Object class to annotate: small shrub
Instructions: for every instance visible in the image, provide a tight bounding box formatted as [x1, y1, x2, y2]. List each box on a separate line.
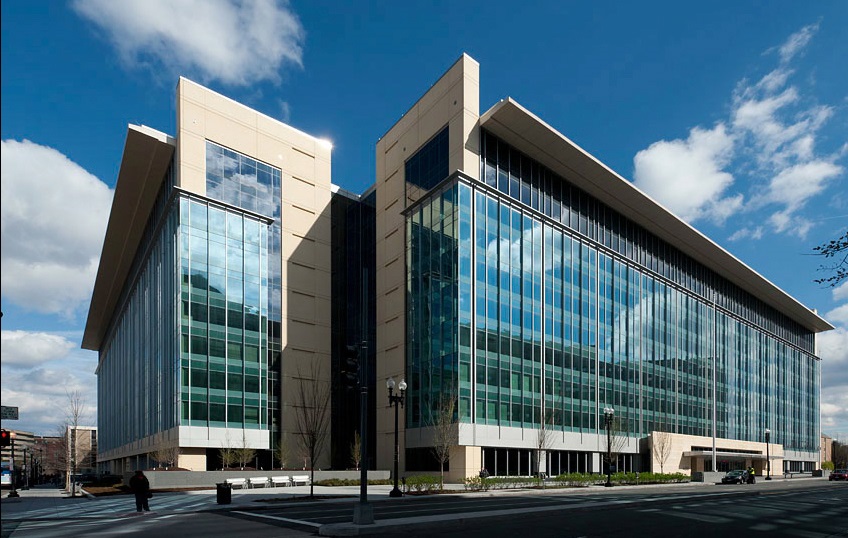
[463, 476, 491, 491]
[551, 472, 599, 487]
[405, 475, 442, 493]
[822, 461, 835, 471]
[314, 478, 392, 487]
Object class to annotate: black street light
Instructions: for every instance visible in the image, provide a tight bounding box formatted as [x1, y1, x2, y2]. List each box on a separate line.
[765, 428, 772, 481]
[603, 407, 615, 488]
[387, 377, 407, 498]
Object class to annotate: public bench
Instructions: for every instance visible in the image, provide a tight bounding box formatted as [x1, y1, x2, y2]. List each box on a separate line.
[225, 477, 247, 489]
[248, 477, 269, 488]
[271, 476, 291, 487]
[291, 475, 311, 486]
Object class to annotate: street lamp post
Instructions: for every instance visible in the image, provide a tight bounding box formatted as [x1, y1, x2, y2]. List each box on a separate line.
[603, 407, 615, 488]
[765, 429, 772, 481]
[8, 432, 19, 498]
[387, 377, 407, 498]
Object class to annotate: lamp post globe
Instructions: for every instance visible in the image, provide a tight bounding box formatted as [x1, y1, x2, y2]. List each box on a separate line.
[387, 377, 406, 497]
[603, 407, 615, 487]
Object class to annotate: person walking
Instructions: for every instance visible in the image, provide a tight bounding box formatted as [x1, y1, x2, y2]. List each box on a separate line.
[747, 466, 756, 485]
[129, 470, 151, 512]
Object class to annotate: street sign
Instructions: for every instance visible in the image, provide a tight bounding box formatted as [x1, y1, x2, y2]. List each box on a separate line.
[1, 406, 19, 420]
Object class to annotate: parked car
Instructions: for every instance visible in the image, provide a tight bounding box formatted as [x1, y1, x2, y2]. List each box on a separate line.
[722, 469, 747, 484]
[829, 469, 848, 481]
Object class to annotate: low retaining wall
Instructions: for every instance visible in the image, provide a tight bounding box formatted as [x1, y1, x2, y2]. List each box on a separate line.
[123, 470, 390, 489]
[691, 471, 724, 483]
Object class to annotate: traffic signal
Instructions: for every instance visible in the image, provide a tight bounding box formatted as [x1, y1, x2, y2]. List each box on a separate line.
[342, 344, 360, 388]
[0, 429, 9, 447]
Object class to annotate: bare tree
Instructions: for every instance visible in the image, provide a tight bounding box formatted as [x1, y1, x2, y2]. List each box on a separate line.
[602, 415, 629, 477]
[236, 431, 256, 470]
[273, 437, 290, 470]
[151, 444, 181, 470]
[350, 431, 362, 471]
[293, 362, 331, 498]
[651, 431, 673, 474]
[58, 390, 87, 497]
[431, 387, 457, 489]
[536, 409, 556, 485]
[219, 433, 236, 470]
[813, 231, 848, 287]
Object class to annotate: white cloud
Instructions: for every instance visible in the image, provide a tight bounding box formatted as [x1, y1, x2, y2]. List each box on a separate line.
[777, 22, 819, 64]
[826, 304, 848, 327]
[633, 124, 741, 223]
[73, 0, 305, 87]
[1, 139, 112, 318]
[0, 366, 97, 435]
[632, 22, 844, 240]
[833, 281, 848, 302]
[0, 331, 76, 369]
[728, 226, 764, 242]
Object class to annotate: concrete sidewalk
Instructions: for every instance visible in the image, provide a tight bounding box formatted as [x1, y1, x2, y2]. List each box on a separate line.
[1, 485, 90, 516]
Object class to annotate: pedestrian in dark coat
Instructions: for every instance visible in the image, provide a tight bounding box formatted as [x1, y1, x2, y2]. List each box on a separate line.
[747, 466, 756, 484]
[129, 470, 151, 512]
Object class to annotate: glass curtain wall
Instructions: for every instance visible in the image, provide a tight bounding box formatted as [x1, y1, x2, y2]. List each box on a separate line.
[474, 130, 820, 453]
[406, 132, 820, 456]
[98, 175, 180, 455]
[178, 198, 269, 430]
[406, 183, 461, 427]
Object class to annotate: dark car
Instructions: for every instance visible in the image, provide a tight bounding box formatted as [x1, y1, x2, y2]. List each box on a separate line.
[722, 469, 747, 484]
[829, 469, 848, 481]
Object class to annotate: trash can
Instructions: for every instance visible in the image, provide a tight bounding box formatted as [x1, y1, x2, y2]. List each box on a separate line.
[216, 482, 231, 504]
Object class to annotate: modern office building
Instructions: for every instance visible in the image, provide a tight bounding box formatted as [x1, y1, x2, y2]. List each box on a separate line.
[85, 54, 832, 479]
[374, 54, 832, 480]
[84, 78, 337, 473]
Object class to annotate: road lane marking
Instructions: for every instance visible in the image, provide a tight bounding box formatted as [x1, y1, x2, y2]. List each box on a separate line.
[231, 510, 322, 528]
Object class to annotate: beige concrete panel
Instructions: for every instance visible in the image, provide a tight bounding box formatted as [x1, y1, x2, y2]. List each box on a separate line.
[287, 262, 318, 294]
[282, 233, 315, 266]
[313, 238, 332, 272]
[383, 286, 403, 319]
[177, 448, 207, 472]
[205, 90, 258, 128]
[180, 164, 207, 195]
[179, 131, 206, 176]
[289, 290, 317, 321]
[205, 112, 258, 156]
[381, 257, 404, 295]
[314, 162, 332, 193]
[384, 226, 404, 261]
[462, 114, 481, 179]
[179, 78, 209, 103]
[284, 175, 317, 211]
[315, 297, 331, 329]
[381, 315, 404, 349]
[286, 319, 317, 351]
[417, 95, 453, 142]
[179, 99, 207, 138]
[283, 204, 319, 237]
[448, 445, 483, 482]
[287, 147, 316, 180]
[253, 134, 287, 172]
[382, 105, 420, 151]
[382, 174, 404, 210]
[384, 144, 404, 178]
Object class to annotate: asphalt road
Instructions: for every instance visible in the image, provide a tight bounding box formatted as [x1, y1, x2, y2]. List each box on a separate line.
[3, 480, 846, 537]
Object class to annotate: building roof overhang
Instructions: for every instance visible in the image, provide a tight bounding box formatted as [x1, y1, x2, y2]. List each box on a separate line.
[82, 125, 175, 351]
[683, 451, 768, 460]
[479, 98, 834, 334]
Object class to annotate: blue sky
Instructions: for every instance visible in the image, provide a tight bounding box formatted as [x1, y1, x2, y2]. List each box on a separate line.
[2, 1, 846, 445]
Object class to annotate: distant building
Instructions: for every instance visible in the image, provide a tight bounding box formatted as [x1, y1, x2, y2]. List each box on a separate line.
[821, 433, 833, 465]
[84, 54, 832, 479]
